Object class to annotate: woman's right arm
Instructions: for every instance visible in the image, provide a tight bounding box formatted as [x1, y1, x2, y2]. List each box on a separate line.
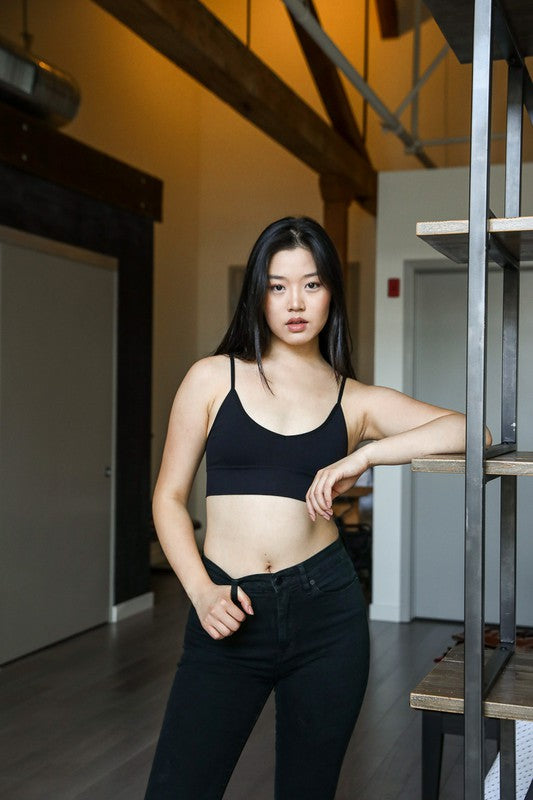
[152, 358, 253, 639]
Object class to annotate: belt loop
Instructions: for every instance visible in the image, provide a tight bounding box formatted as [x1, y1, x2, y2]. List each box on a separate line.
[297, 563, 309, 590]
[230, 581, 239, 605]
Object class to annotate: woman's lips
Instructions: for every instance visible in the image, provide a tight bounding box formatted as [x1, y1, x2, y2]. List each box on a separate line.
[286, 318, 308, 332]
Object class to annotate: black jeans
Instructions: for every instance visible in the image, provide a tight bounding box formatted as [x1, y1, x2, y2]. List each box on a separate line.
[144, 538, 369, 800]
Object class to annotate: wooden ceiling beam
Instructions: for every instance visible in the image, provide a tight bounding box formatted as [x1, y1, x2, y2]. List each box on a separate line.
[286, 0, 371, 164]
[91, 0, 376, 213]
[0, 102, 162, 220]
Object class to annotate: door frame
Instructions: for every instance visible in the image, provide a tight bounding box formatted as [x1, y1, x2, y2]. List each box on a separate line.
[404, 258, 533, 620]
[403, 258, 465, 620]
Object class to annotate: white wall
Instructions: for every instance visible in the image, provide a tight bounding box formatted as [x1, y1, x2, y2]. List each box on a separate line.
[371, 162, 533, 622]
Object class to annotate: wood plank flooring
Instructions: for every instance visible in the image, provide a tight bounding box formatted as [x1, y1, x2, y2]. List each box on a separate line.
[0, 572, 481, 799]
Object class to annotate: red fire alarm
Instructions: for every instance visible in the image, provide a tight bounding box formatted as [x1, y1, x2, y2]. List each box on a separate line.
[387, 278, 400, 298]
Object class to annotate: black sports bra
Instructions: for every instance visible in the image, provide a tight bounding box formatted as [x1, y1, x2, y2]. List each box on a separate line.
[205, 355, 348, 502]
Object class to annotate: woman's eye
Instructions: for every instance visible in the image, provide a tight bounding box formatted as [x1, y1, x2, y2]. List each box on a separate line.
[269, 284, 284, 292]
[306, 281, 321, 290]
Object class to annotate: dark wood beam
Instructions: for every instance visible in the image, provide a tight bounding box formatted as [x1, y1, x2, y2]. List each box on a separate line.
[375, 0, 399, 39]
[319, 173, 353, 276]
[287, 0, 371, 164]
[0, 103, 162, 221]
[91, 0, 377, 213]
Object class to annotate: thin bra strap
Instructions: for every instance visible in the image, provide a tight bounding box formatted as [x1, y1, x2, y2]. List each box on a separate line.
[229, 354, 235, 389]
[337, 375, 347, 403]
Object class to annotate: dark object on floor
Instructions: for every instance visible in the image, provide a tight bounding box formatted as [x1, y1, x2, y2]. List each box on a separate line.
[452, 626, 533, 651]
[434, 626, 533, 663]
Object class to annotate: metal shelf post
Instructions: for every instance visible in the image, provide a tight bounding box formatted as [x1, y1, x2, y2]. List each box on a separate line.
[464, 0, 493, 794]
[498, 52, 525, 800]
[465, 3, 527, 797]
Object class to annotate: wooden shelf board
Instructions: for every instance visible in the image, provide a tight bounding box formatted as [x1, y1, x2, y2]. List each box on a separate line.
[416, 217, 533, 264]
[423, 0, 533, 63]
[410, 644, 533, 721]
[412, 451, 533, 475]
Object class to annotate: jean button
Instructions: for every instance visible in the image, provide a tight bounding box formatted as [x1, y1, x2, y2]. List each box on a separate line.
[274, 576, 283, 586]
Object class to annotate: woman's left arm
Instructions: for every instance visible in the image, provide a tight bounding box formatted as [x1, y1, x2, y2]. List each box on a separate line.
[306, 385, 491, 521]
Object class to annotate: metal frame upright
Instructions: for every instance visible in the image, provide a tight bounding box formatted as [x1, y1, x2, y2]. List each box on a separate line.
[464, 0, 528, 796]
[408, 1, 532, 797]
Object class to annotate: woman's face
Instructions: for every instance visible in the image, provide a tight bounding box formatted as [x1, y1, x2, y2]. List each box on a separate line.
[263, 247, 331, 347]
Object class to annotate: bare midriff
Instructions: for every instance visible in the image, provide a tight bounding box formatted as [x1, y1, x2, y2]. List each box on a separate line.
[203, 494, 339, 578]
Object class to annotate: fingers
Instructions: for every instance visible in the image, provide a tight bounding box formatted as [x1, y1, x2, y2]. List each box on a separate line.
[201, 585, 253, 640]
[237, 587, 254, 616]
[204, 596, 243, 639]
[306, 454, 367, 522]
[306, 467, 359, 521]
[306, 467, 339, 521]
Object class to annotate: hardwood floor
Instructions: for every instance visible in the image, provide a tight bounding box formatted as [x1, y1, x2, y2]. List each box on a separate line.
[0, 572, 470, 799]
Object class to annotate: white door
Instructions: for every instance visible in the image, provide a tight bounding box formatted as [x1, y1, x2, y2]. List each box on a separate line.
[0, 235, 116, 663]
[412, 265, 533, 624]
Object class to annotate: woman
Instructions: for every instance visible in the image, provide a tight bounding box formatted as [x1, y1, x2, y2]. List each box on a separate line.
[144, 217, 469, 799]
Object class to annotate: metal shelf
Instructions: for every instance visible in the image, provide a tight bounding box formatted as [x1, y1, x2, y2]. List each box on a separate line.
[411, 644, 533, 722]
[411, 0, 533, 796]
[412, 451, 533, 475]
[416, 216, 533, 264]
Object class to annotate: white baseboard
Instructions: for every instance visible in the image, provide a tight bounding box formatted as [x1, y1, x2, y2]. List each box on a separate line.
[110, 591, 154, 623]
[369, 602, 410, 623]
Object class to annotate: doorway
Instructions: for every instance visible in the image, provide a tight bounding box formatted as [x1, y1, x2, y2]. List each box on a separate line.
[0, 230, 116, 663]
[409, 262, 533, 623]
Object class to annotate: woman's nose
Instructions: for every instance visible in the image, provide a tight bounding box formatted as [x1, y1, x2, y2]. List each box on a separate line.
[288, 288, 304, 311]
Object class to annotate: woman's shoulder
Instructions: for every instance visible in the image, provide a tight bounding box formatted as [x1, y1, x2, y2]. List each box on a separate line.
[341, 377, 401, 409]
[341, 376, 371, 396]
[186, 354, 231, 379]
[342, 377, 395, 395]
[342, 378, 425, 426]
[168, 356, 232, 422]
[181, 355, 230, 392]
[177, 355, 231, 400]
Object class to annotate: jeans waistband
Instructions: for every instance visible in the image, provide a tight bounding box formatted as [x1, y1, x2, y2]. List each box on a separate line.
[202, 537, 346, 589]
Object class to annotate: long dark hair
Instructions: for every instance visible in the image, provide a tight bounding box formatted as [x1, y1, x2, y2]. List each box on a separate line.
[215, 216, 355, 383]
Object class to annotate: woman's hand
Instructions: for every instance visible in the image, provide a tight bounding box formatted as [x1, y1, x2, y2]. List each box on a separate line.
[306, 450, 370, 522]
[194, 582, 254, 640]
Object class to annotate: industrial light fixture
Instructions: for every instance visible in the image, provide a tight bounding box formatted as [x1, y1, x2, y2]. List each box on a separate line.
[0, 1, 80, 127]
